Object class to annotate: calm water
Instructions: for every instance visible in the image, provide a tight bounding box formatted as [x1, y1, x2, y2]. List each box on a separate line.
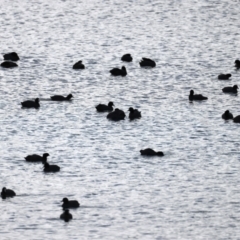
[1, 0, 240, 239]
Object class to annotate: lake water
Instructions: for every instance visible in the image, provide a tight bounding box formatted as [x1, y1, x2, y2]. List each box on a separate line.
[1, 0, 240, 239]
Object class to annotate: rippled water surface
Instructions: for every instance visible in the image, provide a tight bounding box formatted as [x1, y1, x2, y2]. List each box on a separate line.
[1, 0, 240, 239]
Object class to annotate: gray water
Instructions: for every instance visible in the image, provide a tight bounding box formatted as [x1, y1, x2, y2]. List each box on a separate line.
[1, 0, 240, 239]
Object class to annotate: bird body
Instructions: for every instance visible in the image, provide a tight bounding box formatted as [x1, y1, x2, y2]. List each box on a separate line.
[1, 187, 16, 198]
[233, 115, 240, 123]
[60, 210, 73, 221]
[25, 153, 49, 163]
[1, 61, 18, 68]
[107, 108, 125, 121]
[110, 66, 127, 76]
[51, 94, 73, 101]
[139, 58, 156, 67]
[3, 52, 20, 61]
[218, 74, 231, 80]
[62, 198, 80, 209]
[140, 148, 164, 156]
[44, 162, 60, 172]
[222, 110, 233, 120]
[235, 60, 240, 69]
[73, 60, 85, 69]
[21, 98, 40, 108]
[121, 54, 132, 62]
[222, 85, 238, 93]
[128, 107, 141, 120]
[189, 90, 208, 101]
[96, 102, 114, 112]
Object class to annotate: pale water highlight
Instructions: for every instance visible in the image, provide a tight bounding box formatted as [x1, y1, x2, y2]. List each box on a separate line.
[0, 0, 240, 239]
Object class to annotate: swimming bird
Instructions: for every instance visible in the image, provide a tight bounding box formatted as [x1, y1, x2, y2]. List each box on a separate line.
[139, 58, 156, 67]
[51, 94, 73, 101]
[235, 60, 240, 69]
[189, 90, 208, 101]
[25, 153, 49, 163]
[222, 85, 238, 93]
[110, 66, 127, 76]
[1, 61, 18, 68]
[233, 115, 240, 123]
[43, 162, 60, 172]
[73, 60, 85, 69]
[121, 54, 132, 62]
[128, 107, 141, 120]
[96, 102, 114, 112]
[21, 98, 40, 108]
[1, 187, 16, 199]
[3, 52, 20, 61]
[222, 110, 233, 120]
[62, 198, 80, 209]
[218, 74, 231, 80]
[60, 209, 73, 221]
[140, 148, 164, 156]
[107, 108, 126, 121]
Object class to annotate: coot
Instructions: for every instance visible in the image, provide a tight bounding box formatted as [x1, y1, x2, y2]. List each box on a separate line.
[110, 66, 127, 76]
[96, 102, 114, 112]
[107, 108, 126, 121]
[73, 60, 85, 69]
[218, 74, 231, 80]
[139, 58, 156, 67]
[189, 90, 208, 101]
[43, 162, 60, 172]
[140, 148, 164, 156]
[21, 98, 40, 108]
[62, 198, 80, 208]
[60, 209, 72, 222]
[1, 187, 16, 199]
[3, 52, 20, 61]
[25, 153, 49, 163]
[51, 94, 73, 101]
[222, 110, 233, 120]
[1, 61, 18, 68]
[222, 85, 238, 93]
[121, 54, 132, 62]
[128, 107, 141, 120]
